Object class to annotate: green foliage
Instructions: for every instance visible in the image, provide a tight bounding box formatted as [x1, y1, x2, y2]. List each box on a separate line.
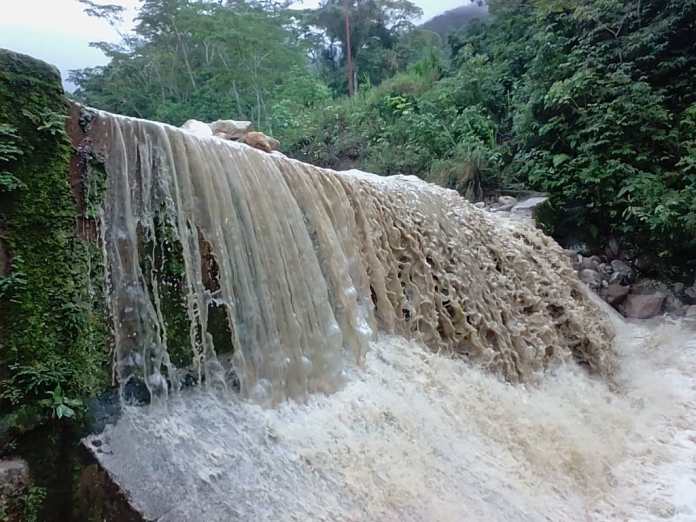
[71, 0, 696, 274]
[500, 0, 696, 271]
[0, 50, 109, 432]
[39, 385, 83, 420]
[286, 47, 503, 199]
[71, 1, 327, 128]
[0, 485, 47, 522]
[21, 486, 47, 522]
[0, 123, 26, 192]
[292, 0, 695, 275]
[303, 0, 423, 93]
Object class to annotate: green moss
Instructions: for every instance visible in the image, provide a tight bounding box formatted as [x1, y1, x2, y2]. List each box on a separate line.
[0, 50, 109, 428]
[140, 214, 194, 370]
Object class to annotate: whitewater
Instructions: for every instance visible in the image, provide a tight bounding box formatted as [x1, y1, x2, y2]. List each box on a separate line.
[89, 313, 696, 521]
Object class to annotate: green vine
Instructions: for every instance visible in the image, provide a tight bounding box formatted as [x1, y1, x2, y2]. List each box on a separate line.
[0, 50, 109, 435]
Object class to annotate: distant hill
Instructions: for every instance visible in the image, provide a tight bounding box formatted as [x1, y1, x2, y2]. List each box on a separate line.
[420, 3, 489, 39]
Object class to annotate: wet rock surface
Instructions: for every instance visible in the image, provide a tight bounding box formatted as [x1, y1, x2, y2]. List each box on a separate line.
[621, 293, 667, 319]
[0, 459, 30, 520]
[76, 457, 145, 522]
[567, 252, 695, 319]
[602, 283, 630, 306]
[209, 119, 252, 139]
[0, 459, 30, 498]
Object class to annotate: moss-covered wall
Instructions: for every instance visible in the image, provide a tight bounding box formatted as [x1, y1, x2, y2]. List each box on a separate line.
[0, 49, 109, 437]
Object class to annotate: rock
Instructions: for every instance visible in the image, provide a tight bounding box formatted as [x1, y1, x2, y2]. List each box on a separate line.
[123, 378, 150, 405]
[634, 254, 658, 275]
[496, 195, 517, 210]
[664, 294, 686, 316]
[684, 285, 696, 305]
[672, 282, 685, 296]
[579, 255, 601, 272]
[209, 120, 252, 140]
[0, 458, 30, 499]
[76, 460, 144, 522]
[566, 241, 589, 256]
[213, 131, 236, 141]
[181, 119, 213, 138]
[242, 131, 278, 153]
[606, 238, 620, 258]
[622, 293, 666, 319]
[511, 196, 548, 213]
[497, 195, 517, 207]
[610, 259, 634, 284]
[474, 201, 486, 209]
[632, 278, 670, 296]
[597, 262, 613, 278]
[266, 136, 280, 151]
[685, 305, 696, 318]
[603, 283, 630, 305]
[579, 269, 602, 289]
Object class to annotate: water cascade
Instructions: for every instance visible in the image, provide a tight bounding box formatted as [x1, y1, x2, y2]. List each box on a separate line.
[89, 111, 614, 405]
[83, 111, 696, 521]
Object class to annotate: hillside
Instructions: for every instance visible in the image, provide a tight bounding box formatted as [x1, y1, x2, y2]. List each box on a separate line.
[420, 3, 489, 38]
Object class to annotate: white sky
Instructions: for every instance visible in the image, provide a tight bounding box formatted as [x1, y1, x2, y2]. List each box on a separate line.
[0, 0, 465, 87]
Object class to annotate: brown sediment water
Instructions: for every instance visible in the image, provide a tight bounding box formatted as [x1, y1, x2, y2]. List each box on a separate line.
[90, 111, 614, 405]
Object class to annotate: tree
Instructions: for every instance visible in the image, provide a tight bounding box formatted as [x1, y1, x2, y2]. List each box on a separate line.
[305, 0, 422, 94]
[71, 0, 323, 129]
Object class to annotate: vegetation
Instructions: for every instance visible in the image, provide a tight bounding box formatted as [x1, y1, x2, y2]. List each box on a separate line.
[70, 0, 695, 276]
[289, 0, 696, 275]
[0, 50, 109, 438]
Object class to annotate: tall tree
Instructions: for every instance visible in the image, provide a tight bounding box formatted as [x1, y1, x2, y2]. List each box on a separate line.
[71, 0, 326, 129]
[307, 0, 422, 94]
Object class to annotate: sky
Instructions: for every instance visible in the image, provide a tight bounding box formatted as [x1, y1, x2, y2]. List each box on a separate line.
[0, 0, 465, 88]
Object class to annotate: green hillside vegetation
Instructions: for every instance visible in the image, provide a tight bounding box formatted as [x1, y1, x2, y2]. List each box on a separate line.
[72, 0, 696, 277]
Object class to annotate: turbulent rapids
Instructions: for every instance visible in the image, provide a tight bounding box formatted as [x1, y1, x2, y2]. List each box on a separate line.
[84, 111, 696, 521]
[91, 111, 614, 404]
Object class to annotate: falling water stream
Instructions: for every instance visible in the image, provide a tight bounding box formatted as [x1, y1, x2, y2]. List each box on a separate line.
[84, 111, 696, 521]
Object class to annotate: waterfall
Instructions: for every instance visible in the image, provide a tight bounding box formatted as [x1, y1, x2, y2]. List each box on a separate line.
[90, 111, 614, 405]
[84, 111, 696, 521]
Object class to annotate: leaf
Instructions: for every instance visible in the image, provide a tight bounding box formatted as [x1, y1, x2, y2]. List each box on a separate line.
[55, 404, 75, 419]
[552, 154, 571, 167]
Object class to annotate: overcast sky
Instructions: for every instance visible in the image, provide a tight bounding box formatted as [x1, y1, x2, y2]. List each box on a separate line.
[0, 0, 464, 87]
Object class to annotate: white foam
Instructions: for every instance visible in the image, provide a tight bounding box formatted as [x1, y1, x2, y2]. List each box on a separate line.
[89, 320, 696, 521]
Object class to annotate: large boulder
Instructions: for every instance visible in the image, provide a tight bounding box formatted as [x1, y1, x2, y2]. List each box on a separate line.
[181, 119, 213, 138]
[209, 120, 252, 140]
[602, 283, 630, 306]
[622, 293, 666, 319]
[242, 131, 279, 153]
